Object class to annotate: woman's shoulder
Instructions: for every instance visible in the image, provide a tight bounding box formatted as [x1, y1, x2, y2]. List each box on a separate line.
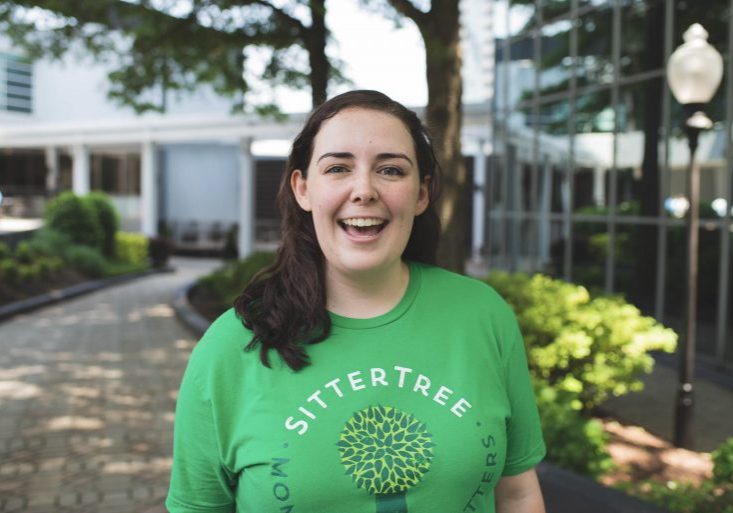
[414, 262, 513, 312]
[186, 308, 254, 373]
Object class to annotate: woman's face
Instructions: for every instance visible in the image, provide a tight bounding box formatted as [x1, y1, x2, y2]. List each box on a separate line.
[291, 107, 429, 280]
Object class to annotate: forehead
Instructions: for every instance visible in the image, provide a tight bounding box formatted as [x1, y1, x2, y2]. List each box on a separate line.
[311, 108, 415, 157]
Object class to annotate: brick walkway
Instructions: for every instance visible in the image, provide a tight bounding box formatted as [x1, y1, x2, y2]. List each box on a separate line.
[0, 258, 220, 513]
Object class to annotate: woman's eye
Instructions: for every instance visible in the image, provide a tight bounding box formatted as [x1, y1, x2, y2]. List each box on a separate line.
[380, 166, 404, 176]
[325, 165, 348, 174]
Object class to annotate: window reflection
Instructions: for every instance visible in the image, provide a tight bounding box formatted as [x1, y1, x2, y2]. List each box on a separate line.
[539, 19, 572, 93]
[576, 7, 613, 88]
[495, 36, 536, 112]
[508, 0, 537, 38]
[620, 0, 665, 77]
[541, 0, 570, 21]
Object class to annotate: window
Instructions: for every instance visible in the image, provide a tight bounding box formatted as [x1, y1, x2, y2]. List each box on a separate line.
[0, 53, 32, 114]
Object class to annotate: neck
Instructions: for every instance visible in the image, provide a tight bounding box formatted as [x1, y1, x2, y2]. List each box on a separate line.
[326, 261, 410, 318]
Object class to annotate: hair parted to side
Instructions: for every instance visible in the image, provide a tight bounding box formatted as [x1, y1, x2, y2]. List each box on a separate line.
[234, 90, 442, 371]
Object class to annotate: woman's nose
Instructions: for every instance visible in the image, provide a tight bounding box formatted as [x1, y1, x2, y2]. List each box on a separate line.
[350, 171, 378, 203]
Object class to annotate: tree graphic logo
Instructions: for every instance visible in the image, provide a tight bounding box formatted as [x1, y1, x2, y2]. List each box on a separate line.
[337, 405, 435, 513]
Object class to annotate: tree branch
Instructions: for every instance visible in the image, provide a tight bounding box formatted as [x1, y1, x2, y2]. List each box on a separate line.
[385, 0, 427, 27]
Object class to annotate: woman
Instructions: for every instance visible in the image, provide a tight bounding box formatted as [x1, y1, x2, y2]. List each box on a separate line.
[166, 90, 546, 513]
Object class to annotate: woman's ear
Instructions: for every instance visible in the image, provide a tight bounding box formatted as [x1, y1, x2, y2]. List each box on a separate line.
[415, 176, 430, 216]
[290, 169, 312, 212]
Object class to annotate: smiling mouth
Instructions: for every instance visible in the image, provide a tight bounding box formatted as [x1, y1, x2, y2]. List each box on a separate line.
[339, 217, 387, 237]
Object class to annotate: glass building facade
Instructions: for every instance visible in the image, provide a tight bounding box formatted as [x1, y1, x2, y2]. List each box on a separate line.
[489, 0, 733, 368]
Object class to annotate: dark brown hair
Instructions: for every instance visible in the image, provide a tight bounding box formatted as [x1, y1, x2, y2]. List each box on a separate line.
[234, 90, 442, 370]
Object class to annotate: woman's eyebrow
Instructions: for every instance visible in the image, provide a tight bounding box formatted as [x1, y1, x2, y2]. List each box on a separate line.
[316, 152, 414, 166]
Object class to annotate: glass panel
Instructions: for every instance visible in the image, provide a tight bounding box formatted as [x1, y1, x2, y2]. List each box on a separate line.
[573, 90, 613, 210]
[541, 0, 570, 21]
[496, 36, 536, 112]
[620, 0, 666, 77]
[538, 98, 570, 135]
[571, 220, 608, 293]
[576, 7, 614, 88]
[614, 223, 656, 314]
[575, 89, 613, 134]
[663, 224, 724, 359]
[508, 0, 537, 38]
[539, 19, 572, 94]
[545, 220, 566, 277]
[615, 78, 664, 214]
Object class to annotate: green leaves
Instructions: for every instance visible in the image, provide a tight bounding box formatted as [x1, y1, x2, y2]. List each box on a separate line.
[337, 405, 434, 496]
[486, 271, 677, 412]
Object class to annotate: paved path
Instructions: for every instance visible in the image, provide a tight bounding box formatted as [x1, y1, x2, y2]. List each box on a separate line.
[0, 258, 220, 513]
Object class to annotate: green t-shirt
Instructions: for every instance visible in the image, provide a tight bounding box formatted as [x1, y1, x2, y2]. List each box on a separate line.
[166, 262, 545, 513]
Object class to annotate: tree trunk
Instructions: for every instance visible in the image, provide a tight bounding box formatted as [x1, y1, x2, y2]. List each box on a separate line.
[307, 0, 328, 107]
[419, 1, 465, 273]
[376, 490, 408, 513]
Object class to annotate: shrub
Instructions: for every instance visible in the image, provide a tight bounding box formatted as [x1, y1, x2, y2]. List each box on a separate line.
[712, 437, 733, 486]
[485, 272, 677, 411]
[196, 252, 275, 312]
[45, 192, 102, 250]
[18, 264, 40, 283]
[0, 259, 20, 286]
[115, 232, 148, 265]
[84, 192, 119, 258]
[534, 381, 612, 478]
[14, 241, 35, 264]
[34, 256, 64, 278]
[25, 228, 73, 259]
[65, 245, 106, 278]
[0, 242, 10, 260]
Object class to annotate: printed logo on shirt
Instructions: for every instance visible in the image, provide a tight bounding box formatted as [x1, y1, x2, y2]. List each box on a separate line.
[338, 405, 435, 513]
[284, 364, 472, 436]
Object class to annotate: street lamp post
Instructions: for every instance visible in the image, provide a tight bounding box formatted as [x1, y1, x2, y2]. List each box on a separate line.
[666, 23, 723, 449]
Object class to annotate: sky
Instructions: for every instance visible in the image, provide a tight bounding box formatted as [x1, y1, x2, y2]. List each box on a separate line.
[259, 0, 429, 113]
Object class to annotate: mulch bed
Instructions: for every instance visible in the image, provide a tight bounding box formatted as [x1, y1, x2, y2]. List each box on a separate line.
[0, 268, 90, 307]
[601, 418, 712, 486]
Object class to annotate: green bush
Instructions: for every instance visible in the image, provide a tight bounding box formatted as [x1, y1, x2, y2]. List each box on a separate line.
[84, 192, 119, 258]
[18, 263, 40, 283]
[484, 272, 677, 411]
[0, 259, 20, 286]
[34, 256, 64, 278]
[534, 382, 612, 478]
[115, 232, 148, 265]
[14, 241, 35, 264]
[0, 242, 10, 260]
[196, 252, 276, 312]
[713, 437, 733, 486]
[45, 192, 102, 249]
[24, 228, 73, 259]
[65, 245, 106, 278]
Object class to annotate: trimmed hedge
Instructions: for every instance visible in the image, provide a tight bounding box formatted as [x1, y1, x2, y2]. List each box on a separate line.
[115, 232, 149, 266]
[85, 192, 119, 257]
[45, 192, 103, 250]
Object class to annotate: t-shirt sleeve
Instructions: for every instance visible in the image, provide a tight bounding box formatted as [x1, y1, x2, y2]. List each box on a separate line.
[166, 354, 236, 513]
[501, 324, 546, 476]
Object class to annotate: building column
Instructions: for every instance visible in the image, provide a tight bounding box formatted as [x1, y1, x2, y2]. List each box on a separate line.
[72, 144, 90, 195]
[44, 147, 59, 195]
[238, 137, 255, 259]
[471, 139, 487, 261]
[141, 141, 158, 236]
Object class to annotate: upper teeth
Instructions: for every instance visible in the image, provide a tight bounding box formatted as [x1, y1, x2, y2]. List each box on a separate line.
[342, 218, 385, 227]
